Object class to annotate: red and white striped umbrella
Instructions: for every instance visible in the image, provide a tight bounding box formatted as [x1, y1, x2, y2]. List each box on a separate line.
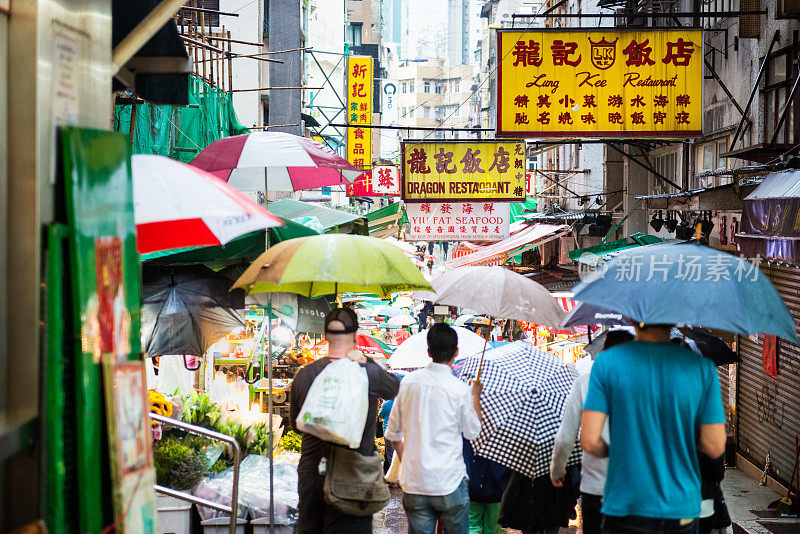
[190, 131, 363, 192]
[132, 155, 283, 254]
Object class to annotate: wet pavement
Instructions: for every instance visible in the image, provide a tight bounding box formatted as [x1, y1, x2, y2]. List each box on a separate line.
[372, 487, 578, 534]
[373, 487, 408, 534]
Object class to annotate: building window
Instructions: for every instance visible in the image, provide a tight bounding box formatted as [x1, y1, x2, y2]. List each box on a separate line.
[347, 22, 363, 46]
[423, 106, 431, 118]
[400, 107, 406, 118]
[409, 82, 415, 93]
[435, 83, 443, 94]
[423, 81, 431, 93]
[453, 81, 459, 92]
[408, 108, 414, 118]
[763, 45, 799, 145]
[653, 151, 679, 194]
[401, 82, 407, 94]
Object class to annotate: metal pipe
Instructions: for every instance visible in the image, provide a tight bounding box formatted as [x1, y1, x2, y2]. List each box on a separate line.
[330, 122, 494, 132]
[267, 308, 275, 534]
[113, 0, 189, 72]
[770, 59, 800, 145]
[179, 5, 240, 17]
[703, 59, 747, 117]
[150, 413, 241, 534]
[731, 31, 780, 150]
[510, 10, 766, 18]
[230, 86, 322, 92]
[606, 143, 683, 191]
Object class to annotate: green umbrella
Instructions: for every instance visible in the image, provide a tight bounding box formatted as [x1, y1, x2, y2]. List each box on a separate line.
[233, 234, 433, 298]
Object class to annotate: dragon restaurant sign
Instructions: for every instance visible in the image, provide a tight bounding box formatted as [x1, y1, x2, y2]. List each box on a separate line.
[496, 29, 703, 138]
[401, 140, 526, 202]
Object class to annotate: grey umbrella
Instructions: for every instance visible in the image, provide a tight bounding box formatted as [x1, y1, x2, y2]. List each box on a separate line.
[142, 265, 245, 358]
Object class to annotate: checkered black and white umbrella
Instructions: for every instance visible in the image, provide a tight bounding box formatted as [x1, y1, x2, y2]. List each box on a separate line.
[457, 341, 581, 479]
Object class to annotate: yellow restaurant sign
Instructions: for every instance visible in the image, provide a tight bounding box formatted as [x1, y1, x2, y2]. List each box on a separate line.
[401, 140, 526, 202]
[346, 56, 373, 168]
[497, 29, 703, 137]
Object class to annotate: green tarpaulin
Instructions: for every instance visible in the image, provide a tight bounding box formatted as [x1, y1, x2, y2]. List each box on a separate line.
[509, 199, 538, 223]
[114, 76, 249, 163]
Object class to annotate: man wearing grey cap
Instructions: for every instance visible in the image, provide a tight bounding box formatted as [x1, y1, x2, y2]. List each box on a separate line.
[290, 307, 401, 533]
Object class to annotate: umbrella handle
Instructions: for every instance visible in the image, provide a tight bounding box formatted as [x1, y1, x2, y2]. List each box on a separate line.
[183, 356, 202, 372]
[476, 319, 493, 382]
[243, 360, 260, 384]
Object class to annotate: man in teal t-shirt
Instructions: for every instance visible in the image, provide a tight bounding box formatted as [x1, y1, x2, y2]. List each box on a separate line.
[581, 324, 727, 534]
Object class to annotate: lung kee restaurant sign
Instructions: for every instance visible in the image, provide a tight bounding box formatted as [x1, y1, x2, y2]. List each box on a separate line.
[401, 140, 526, 202]
[406, 201, 511, 242]
[496, 29, 703, 137]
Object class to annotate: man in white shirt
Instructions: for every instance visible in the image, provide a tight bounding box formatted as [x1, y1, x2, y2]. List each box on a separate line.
[386, 323, 483, 534]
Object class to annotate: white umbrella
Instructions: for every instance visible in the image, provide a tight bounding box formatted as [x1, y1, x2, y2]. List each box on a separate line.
[132, 155, 283, 254]
[387, 314, 415, 327]
[388, 326, 487, 369]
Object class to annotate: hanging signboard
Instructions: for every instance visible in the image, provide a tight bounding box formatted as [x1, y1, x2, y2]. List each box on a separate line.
[62, 127, 156, 532]
[406, 201, 511, 242]
[346, 165, 401, 197]
[346, 56, 373, 169]
[496, 29, 703, 137]
[380, 79, 400, 159]
[401, 140, 526, 202]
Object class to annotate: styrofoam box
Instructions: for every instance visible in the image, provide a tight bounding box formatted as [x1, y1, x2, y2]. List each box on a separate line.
[200, 517, 246, 534]
[157, 496, 191, 534]
[250, 517, 296, 534]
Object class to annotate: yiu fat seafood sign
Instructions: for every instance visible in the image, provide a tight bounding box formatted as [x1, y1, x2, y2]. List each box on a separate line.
[496, 29, 703, 137]
[401, 140, 526, 202]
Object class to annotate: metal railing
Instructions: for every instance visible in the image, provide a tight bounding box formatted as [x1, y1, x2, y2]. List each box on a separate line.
[150, 413, 242, 534]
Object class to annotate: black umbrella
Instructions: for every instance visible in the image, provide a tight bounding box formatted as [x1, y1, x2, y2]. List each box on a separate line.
[585, 326, 738, 366]
[560, 301, 628, 328]
[142, 265, 245, 358]
[671, 327, 740, 366]
[217, 265, 331, 333]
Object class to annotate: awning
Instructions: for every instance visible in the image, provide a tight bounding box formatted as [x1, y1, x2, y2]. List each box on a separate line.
[569, 233, 662, 266]
[737, 169, 800, 264]
[366, 202, 403, 237]
[509, 199, 538, 223]
[267, 198, 367, 233]
[448, 223, 570, 268]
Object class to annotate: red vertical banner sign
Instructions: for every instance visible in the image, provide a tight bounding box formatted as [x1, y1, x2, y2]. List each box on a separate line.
[762, 334, 778, 377]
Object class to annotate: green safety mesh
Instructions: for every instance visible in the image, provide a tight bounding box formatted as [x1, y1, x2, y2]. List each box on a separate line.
[113, 76, 250, 163]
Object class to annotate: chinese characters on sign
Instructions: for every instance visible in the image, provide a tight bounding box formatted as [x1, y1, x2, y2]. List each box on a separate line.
[401, 140, 526, 202]
[406, 201, 511, 242]
[347, 56, 373, 168]
[346, 165, 400, 197]
[497, 30, 703, 137]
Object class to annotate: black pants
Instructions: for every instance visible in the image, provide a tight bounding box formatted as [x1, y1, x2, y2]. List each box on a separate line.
[581, 493, 603, 534]
[297, 471, 373, 534]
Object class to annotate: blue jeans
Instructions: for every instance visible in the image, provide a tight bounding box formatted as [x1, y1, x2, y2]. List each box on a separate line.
[403, 478, 470, 534]
[601, 515, 699, 534]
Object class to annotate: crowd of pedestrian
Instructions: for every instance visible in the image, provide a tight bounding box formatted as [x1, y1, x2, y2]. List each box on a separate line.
[291, 308, 730, 534]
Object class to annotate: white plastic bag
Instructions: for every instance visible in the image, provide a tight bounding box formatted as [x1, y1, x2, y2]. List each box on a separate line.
[296, 358, 368, 449]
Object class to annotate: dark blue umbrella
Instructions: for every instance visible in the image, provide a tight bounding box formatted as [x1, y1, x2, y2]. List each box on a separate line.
[560, 301, 628, 327]
[572, 243, 798, 343]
